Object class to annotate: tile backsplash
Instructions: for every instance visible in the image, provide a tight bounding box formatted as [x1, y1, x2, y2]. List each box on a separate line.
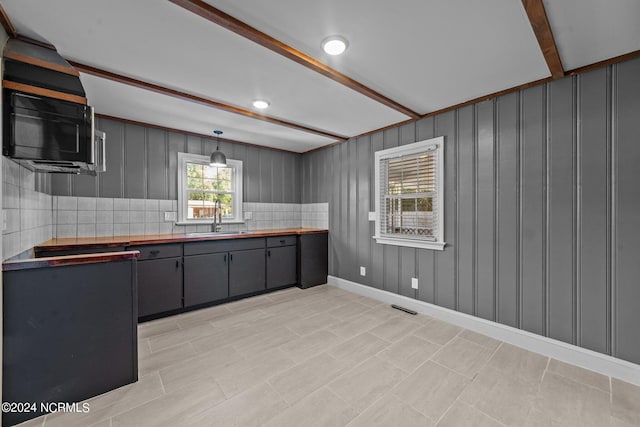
[52, 197, 329, 239]
[2, 158, 53, 260]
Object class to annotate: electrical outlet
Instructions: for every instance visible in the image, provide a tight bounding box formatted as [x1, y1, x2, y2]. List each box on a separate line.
[368, 212, 376, 221]
[411, 277, 419, 290]
[360, 266, 366, 276]
[164, 211, 177, 222]
[244, 211, 253, 220]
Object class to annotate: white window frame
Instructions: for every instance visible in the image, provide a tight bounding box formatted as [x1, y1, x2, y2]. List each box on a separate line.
[373, 136, 446, 251]
[177, 152, 243, 225]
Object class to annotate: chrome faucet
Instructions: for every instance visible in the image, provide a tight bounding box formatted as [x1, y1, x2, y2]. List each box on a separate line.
[212, 199, 222, 232]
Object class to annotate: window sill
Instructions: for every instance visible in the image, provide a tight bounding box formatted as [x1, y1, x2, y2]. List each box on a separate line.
[175, 220, 246, 226]
[373, 235, 446, 251]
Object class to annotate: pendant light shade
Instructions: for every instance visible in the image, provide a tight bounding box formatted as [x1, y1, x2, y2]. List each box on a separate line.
[209, 130, 227, 167]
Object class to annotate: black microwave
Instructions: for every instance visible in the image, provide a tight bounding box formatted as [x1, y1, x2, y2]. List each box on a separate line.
[3, 89, 97, 174]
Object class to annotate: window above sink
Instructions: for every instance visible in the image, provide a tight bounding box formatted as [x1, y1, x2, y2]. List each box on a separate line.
[176, 152, 244, 225]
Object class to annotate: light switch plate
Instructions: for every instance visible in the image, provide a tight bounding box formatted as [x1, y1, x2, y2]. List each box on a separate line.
[368, 212, 376, 221]
[411, 277, 419, 289]
[244, 211, 253, 220]
[164, 211, 177, 222]
[360, 266, 366, 276]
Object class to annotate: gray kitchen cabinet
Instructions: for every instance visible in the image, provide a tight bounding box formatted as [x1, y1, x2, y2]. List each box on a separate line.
[298, 232, 328, 288]
[132, 244, 183, 317]
[183, 253, 229, 307]
[229, 248, 266, 297]
[266, 236, 297, 289]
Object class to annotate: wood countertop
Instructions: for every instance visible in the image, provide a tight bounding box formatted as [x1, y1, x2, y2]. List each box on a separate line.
[34, 228, 328, 252]
[3, 250, 141, 272]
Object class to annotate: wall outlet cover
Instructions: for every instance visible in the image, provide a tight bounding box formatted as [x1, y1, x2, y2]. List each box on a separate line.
[360, 266, 366, 276]
[164, 211, 177, 222]
[244, 211, 253, 220]
[411, 277, 419, 289]
[368, 212, 376, 221]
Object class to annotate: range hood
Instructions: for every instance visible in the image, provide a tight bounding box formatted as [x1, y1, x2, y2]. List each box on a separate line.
[2, 39, 105, 175]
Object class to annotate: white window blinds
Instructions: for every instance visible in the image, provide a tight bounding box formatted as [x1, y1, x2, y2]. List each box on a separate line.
[379, 147, 438, 240]
[374, 136, 446, 251]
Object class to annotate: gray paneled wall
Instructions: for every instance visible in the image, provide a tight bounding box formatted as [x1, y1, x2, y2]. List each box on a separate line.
[51, 118, 302, 203]
[301, 56, 640, 365]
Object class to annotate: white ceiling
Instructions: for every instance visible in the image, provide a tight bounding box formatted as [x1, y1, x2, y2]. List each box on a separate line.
[1, 0, 638, 152]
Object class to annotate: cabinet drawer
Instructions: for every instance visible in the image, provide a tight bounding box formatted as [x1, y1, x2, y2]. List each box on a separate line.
[184, 237, 265, 256]
[132, 244, 182, 260]
[266, 235, 296, 247]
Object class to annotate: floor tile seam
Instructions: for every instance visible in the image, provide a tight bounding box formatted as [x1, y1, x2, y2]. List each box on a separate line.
[541, 370, 614, 400]
[544, 364, 613, 396]
[150, 333, 214, 355]
[432, 396, 497, 427]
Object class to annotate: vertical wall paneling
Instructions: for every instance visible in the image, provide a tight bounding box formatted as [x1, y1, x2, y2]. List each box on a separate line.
[475, 101, 496, 320]
[546, 77, 575, 344]
[578, 68, 610, 354]
[339, 141, 349, 280]
[186, 134, 202, 155]
[259, 149, 273, 203]
[167, 132, 186, 201]
[347, 140, 358, 283]
[147, 128, 167, 200]
[398, 123, 417, 298]
[520, 86, 545, 335]
[382, 129, 399, 294]
[356, 136, 371, 287]
[245, 146, 260, 202]
[272, 152, 284, 204]
[457, 105, 475, 315]
[496, 93, 519, 327]
[123, 124, 146, 199]
[613, 58, 640, 363]
[369, 133, 384, 290]
[330, 145, 341, 276]
[434, 112, 458, 308]
[415, 117, 436, 303]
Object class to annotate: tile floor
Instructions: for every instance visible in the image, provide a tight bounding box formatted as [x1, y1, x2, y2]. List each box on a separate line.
[16, 285, 640, 427]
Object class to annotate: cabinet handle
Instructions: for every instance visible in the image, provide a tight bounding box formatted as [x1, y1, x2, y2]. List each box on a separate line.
[267, 250, 271, 257]
[223, 254, 227, 263]
[176, 259, 180, 269]
[279, 239, 286, 244]
[230, 254, 233, 262]
[150, 250, 160, 255]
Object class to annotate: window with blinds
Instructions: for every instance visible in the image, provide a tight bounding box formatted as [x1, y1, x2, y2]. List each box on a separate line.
[374, 136, 446, 251]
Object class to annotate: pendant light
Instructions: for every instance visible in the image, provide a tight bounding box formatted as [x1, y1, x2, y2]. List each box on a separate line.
[209, 130, 227, 167]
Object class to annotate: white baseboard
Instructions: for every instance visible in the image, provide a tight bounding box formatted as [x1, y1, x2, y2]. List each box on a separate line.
[328, 275, 640, 386]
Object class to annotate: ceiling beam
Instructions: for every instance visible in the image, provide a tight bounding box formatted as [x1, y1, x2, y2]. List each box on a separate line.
[0, 4, 16, 38]
[69, 61, 347, 142]
[168, 0, 420, 119]
[521, 0, 564, 79]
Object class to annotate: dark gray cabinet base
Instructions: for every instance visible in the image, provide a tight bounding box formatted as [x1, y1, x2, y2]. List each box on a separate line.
[229, 249, 266, 297]
[298, 232, 329, 288]
[137, 257, 183, 317]
[267, 245, 297, 289]
[184, 253, 229, 306]
[2, 260, 138, 426]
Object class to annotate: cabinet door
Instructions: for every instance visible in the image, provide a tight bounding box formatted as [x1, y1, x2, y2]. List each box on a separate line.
[229, 248, 266, 297]
[183, 253, 229, 307]
[138, 257, 183, 317]
[266, 245, 297, 289]
[298, 232, 328, 288]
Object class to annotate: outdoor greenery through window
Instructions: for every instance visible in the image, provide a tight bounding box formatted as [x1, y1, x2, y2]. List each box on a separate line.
[374, 136, 446, 251]
[186, 162, 233, 220]
[177, 153, 243, 224]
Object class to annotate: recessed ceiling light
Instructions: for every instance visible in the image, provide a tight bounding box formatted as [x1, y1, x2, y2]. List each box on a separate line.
[252, 99, 270, 109]
[321, 36, 348, 55]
